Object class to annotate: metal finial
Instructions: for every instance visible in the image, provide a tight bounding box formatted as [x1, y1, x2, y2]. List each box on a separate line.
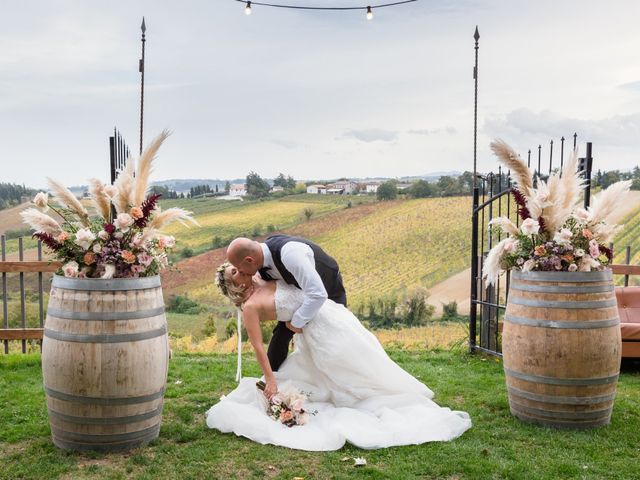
[141, 17, 146, 33]
[474, 26, 480, 41]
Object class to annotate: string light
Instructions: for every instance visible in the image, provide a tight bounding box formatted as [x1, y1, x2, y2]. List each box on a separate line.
[237, 0, 417, 19]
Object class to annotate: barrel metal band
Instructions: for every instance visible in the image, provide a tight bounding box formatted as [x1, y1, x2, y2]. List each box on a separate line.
[512, 410, 611, 429]
[504, 368, 619, 386]
[44, 325, 166, 343]
[51, 423, 160, 443]
[504, 314, 620, 330]
[52, 431, 158, 452]
[45, 386, 166, 405]
[511, 270, 612, 283]
[48, 404, 163, 425]
[52, 275, 161, 291]
[507, 296, 618, 309]
[507, 385, 617, 405]
[46, 306, 165, 321]
[510, 400, 612, 420]
[510, 282, 614, 294]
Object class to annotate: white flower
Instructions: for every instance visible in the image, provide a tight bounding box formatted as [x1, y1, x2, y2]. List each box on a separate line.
[92, 243, 102, 253]
[574, 248, 585, 257]
[553, 228, 573, 245]
[354, 458, 367, 467]
[101, 264, 115, 279]
[578, 255, 600, 272]
[520, 218, 540, 235]
[114, 232, 124, 240]
[503, 238, 519, 253]
[33, 192, 49, 211]
[74, 228, 96, 250]
[568, 263, 578, 272]
[62, 261, 79, 278]
[104, 185, 118, 198]
[114, 213, 134, 232]
[573, 208, 592, 223]
[522, 259, 536, 272]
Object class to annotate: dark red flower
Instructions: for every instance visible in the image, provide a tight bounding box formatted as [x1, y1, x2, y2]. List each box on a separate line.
[32, 232, 62, 251]
[135, 194, 162, 228]
[103, 223, 115, 234]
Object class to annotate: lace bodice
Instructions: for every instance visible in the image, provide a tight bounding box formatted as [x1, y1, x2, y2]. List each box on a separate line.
[274, 282, 305, 322]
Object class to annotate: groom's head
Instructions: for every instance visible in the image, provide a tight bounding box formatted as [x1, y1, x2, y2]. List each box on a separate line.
[226, 237, 263, 276]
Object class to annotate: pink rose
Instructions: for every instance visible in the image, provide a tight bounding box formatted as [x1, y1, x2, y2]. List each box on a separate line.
[291, 399, 304, 412]
[62, 261, 79, 278]
[114, 213, 134, 232]
[589, 239, 600, 258]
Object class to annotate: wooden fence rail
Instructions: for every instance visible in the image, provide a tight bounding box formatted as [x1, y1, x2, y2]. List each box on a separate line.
[1, 235, 61, 353]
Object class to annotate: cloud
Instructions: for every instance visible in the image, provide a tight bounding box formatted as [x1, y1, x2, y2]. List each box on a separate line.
[483, 109, 640, 147]
[341, 129, 398, 143]
[408, 127, 457, 135]
[270, 139, 300, 149]
[619, 80, 640, 91]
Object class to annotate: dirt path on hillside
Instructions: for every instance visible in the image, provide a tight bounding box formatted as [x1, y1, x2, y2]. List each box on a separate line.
[0, 202, 30, 234]
[427, 268, 471, 315]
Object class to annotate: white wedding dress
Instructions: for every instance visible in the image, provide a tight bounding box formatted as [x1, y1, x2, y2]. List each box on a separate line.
[205, 283, 471, 451]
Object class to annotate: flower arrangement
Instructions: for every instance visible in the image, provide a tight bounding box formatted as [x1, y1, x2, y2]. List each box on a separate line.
[256, 381, 315, 427]
[483, 139, 631, 285]
[21, 131, 199, 279]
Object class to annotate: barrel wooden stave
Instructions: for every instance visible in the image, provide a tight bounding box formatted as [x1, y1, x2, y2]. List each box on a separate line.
[503, 270, 621, 429]
[42, 276, 169, 451]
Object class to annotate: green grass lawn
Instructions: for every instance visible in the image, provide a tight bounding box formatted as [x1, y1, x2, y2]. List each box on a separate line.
[1, 351, 639, 479]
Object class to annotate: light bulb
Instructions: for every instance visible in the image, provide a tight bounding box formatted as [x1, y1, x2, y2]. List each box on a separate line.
[366, 6, 373, 20]
[245, 1, 252, 15]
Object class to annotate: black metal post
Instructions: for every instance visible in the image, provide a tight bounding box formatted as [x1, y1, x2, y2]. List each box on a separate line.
[548, 139, 553, 175]
[139, 17, 146, 155]
[472, 26, 480, 187]
[560, 136, 565, 172]
[469, 186, 480, 352]
[583, 142, 593, 209]
[109, 128, 117, 184]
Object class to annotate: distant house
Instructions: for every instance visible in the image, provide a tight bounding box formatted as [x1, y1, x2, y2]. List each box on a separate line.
[365, 182, 381, 194]
[306, 184, 327, 194]
[271, 186, 284, 193]
[230, 184, 247, 197]
[326, 188, 344, 195]
[397, 183, 413, 191]
[330, 180, 357, 195]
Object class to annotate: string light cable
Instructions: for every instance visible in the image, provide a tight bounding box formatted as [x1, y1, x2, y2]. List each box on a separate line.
[238, 0, 418, 19]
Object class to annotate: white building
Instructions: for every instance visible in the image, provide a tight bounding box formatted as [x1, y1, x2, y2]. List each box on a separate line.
[271, 186, 284, 193]
[306, 184, 327, 194]
[229, 183, 247, 197]
[330, 180, 357, 195]
[365, 182, 381, 193]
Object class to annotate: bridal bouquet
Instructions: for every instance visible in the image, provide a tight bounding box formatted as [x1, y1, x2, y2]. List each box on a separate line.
[21, 131, 198, 279]
[483, 139, 631, 285]
[257, 381, 314, 427]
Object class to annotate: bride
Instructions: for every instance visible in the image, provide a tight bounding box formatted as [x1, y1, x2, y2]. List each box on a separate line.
[205, 262, 471, 451]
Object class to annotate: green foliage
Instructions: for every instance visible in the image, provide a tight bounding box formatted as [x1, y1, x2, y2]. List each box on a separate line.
[3, 227, 33, 240]
[303, 208, 313, 221]
[149, 185, 180, 199]
[0, 182, 35, 210]
[364, 290, 434, 329]
[408, 179, 435, 198]
[266, 224, 277, 233]
[251, 224, 262, 237]
[273, 173, 296, 190]
[442, 301, 460, 321]
[376, 180, 398, 201]
[167, 295, 205, 315]
[225, 318, 275, 343]
[245, 171, 271, 198]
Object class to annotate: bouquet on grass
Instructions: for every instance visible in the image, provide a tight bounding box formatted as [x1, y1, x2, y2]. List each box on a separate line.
[483, 139, 631, 285]
[21, 130, 199, 279]
[256, 381, 315, 427]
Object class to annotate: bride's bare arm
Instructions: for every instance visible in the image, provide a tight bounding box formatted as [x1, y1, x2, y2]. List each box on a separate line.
[242, 303, 277, 398]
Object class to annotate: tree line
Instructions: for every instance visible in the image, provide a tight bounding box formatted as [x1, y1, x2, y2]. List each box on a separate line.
[0, 183, 35, 210]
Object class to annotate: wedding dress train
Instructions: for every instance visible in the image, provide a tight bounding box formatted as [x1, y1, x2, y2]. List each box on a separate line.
[206, 283, 471, 451]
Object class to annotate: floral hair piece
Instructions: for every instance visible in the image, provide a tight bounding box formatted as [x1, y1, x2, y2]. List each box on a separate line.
[215, 262, 231, 297]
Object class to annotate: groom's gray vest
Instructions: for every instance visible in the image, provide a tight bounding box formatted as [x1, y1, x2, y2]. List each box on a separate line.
[264, 234, 347, 307]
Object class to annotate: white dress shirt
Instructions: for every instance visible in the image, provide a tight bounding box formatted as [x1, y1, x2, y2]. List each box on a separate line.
[261, 242, 328, 329]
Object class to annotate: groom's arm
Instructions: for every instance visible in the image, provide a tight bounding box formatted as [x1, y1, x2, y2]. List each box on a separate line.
[281, 242, 328, 329]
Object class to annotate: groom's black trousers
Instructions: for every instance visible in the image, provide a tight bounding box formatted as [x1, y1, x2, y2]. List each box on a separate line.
[267, 290, 347, 372]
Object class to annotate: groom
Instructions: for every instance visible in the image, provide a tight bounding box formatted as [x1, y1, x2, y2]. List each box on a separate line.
[226, 234, 347, 371]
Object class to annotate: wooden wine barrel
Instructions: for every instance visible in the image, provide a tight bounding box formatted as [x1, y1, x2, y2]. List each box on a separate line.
[503, 269, 621, 429]
[42, 275, 169, 452]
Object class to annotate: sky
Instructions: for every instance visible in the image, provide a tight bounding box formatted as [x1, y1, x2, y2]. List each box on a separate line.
[1, 0, 640, 188]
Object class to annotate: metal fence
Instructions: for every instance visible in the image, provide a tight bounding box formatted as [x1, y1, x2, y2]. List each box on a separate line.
[109, 128, 131, 184]
[469, 135, 595, 356]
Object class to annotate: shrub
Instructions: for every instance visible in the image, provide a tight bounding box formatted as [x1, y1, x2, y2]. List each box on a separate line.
[267, 224, 277, 233]
[303, 208, 314, 221]
[4, 227, 33, 240]
[225, 318, 275, 343]
[167, 295, 205, 314]
[442, 301, 459, 321]
[181, 247, 194, 258]
[252, 224, 263, 237]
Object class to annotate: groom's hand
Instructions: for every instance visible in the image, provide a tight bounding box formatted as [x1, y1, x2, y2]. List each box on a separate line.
[285, 322, 303, 334]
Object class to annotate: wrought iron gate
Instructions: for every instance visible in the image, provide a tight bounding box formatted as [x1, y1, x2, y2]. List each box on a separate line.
[469, 135, 594, 356]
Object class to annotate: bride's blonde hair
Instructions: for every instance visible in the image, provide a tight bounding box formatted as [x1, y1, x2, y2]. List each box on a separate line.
[215, 261, 247, 307]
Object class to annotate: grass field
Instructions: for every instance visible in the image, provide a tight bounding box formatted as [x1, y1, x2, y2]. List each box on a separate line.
[1, 350, 639, 479]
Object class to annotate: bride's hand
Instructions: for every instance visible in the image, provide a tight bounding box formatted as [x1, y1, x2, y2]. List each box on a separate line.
[264, 377, 278, 400]
[286, 322, 303, 334]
